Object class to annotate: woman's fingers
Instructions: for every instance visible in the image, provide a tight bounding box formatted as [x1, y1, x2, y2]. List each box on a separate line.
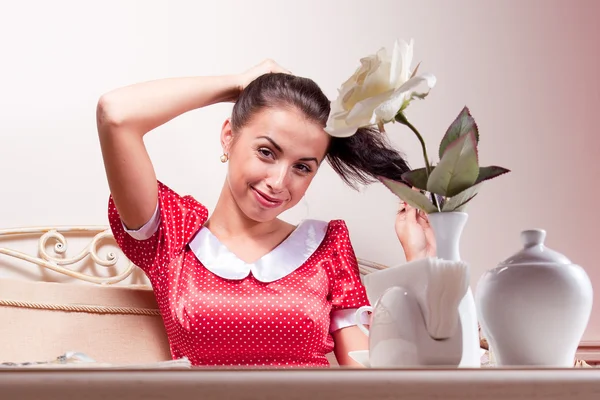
[398, 201, 417, 223]
[239, 59, 293, 91]
[416, 209, 430, 225]
[399, 200, 432, 232]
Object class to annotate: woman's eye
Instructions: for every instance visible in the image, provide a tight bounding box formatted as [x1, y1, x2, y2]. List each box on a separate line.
[258, 148, 273, 158]
[295, 164, 311, 173]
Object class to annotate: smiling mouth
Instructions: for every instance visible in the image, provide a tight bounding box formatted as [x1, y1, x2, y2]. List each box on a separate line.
[251, 187, 284, 206]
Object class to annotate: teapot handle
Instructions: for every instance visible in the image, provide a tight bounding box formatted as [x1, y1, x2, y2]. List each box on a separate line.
[355, 306, 373, 336]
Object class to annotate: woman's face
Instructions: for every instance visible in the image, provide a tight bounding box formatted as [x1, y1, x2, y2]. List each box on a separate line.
[221, 106, 330, 223]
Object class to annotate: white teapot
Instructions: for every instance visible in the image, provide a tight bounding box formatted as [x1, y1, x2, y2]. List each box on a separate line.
[355, 286, 463, 368]
[357, 257, 474, 367]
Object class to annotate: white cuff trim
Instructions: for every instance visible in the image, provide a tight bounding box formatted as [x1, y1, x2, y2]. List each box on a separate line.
[330, 308, 370, 333]
[122, 202, 161, 240]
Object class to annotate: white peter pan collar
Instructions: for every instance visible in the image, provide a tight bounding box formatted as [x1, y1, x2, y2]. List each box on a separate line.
[188, 219, 329, 283]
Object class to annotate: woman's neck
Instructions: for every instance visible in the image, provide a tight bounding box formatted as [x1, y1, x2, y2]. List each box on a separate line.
[207, 181, 283, 240]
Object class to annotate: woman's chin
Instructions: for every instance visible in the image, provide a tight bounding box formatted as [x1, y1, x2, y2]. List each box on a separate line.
[239, 203, 282, 223]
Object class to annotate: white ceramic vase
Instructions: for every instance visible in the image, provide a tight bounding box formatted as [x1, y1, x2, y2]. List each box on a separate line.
[427, 211, 481, 367]
[475, 229, 593, 367]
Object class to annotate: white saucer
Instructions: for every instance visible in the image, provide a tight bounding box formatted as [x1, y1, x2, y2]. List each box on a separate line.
[348, 349, 487, 368]
[348, 350, 370, 368]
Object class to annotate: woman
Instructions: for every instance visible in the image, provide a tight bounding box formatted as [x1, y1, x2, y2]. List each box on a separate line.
[97, 59, 435, 368]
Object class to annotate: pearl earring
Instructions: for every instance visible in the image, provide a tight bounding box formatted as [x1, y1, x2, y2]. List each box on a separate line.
[220, 153, 229, 163]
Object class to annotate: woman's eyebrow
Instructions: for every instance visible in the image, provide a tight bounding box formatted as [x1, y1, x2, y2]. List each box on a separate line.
[256, 136, 282, 152]
[256, 136, 319, 165]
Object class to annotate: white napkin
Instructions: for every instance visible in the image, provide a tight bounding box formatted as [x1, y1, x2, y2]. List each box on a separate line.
[363, 257, 469, 340]
[423, 258, 469, 339]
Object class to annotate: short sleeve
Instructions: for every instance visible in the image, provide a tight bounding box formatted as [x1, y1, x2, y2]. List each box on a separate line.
[328, 220, 370, 312]
[108, 181, 208, 275]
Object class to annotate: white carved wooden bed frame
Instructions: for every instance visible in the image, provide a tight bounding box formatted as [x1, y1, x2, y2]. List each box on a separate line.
[0, 225, 388, 285]
[0, 225, 386, 316]
[0, 226, 137, 285]
[1, 225, 598, 400]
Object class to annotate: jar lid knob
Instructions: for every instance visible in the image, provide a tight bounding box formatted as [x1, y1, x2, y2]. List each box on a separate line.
[521, 229, 546, 248]
[499, 228, 572, 266]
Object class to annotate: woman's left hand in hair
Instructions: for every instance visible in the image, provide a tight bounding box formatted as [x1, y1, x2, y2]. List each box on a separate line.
[237, 59, 292, 92]
[394, 201, 436, 262]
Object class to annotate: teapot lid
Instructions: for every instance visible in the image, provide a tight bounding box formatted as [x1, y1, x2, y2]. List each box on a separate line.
[499, 229, 572, 266]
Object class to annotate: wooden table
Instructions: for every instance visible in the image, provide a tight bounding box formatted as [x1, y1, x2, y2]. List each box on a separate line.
[1, 367, 599, 399]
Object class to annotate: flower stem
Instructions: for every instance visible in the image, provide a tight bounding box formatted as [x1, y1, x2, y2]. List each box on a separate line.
[395, 113, 432, 176]
[394, 112, 441, 211]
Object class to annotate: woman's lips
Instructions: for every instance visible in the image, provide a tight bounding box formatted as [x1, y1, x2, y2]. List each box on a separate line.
[251, 187, 284, 208]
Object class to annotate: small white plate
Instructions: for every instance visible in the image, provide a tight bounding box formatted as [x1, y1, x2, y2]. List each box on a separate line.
[348, 350, 370, 368]
[349, 349, 487, 368]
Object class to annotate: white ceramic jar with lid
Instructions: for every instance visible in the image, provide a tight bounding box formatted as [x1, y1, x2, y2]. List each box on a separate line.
[475, 229, 593, 367]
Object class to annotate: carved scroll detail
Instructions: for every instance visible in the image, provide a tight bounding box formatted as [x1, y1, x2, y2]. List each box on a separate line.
[0, 225, 387, 285]
[0, 226, 136, 285]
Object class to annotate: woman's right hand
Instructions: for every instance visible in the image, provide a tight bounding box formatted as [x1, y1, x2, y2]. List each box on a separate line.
[394, 201, 437, 262]
[236, 59, 292, 93]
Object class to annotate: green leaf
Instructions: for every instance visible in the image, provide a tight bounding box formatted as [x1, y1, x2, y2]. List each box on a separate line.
[442, 183, 482, 212]
[438, 166, 510, 212]
[427, 130, 479, 197]
[401, 168, 430, 191]
[475, 165, 510, 184]
[439, 106, 479, 159]
[451, 193, 478, 212]
[379, 177, 438, 214]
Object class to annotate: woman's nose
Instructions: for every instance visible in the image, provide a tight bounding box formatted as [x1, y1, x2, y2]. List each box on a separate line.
[265, 164, 289, 192]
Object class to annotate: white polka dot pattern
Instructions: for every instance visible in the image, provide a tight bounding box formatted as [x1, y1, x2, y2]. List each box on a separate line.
[108, 181, 370, 368]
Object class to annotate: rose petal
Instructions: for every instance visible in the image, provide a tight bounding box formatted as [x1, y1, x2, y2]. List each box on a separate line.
[389, 73, 437, 105]
[374, 73, 436, 121]
[396, 72, 437, 92]
[324, 125, 360, 138]
[325, 112, 361, 138]
[359, 50, 393, 101]
[374, 92, 410, 121]
[390, 38, 413, 88]
[328, 96, 345, 118]
[389, 40, 402, 87]
[342, 55, 386, 110]
[401, 39, 415, 84]
[356, 53, 381, 85]
[346, 89, 394, 126]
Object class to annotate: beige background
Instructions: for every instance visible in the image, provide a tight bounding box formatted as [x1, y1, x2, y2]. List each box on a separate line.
[0, 0, 598, 341]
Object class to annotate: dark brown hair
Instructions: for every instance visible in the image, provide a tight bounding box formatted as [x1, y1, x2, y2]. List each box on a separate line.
[231, 73, 410, 189]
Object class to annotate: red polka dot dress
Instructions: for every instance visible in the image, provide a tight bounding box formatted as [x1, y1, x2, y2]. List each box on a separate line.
[108, 181, 370, 367]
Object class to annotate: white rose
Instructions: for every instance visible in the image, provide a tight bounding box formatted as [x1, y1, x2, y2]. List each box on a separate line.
[325, 39, 436, 138]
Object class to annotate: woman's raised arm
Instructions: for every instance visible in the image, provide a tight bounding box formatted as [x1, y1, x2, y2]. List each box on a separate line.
[96, 74, 243, 230]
